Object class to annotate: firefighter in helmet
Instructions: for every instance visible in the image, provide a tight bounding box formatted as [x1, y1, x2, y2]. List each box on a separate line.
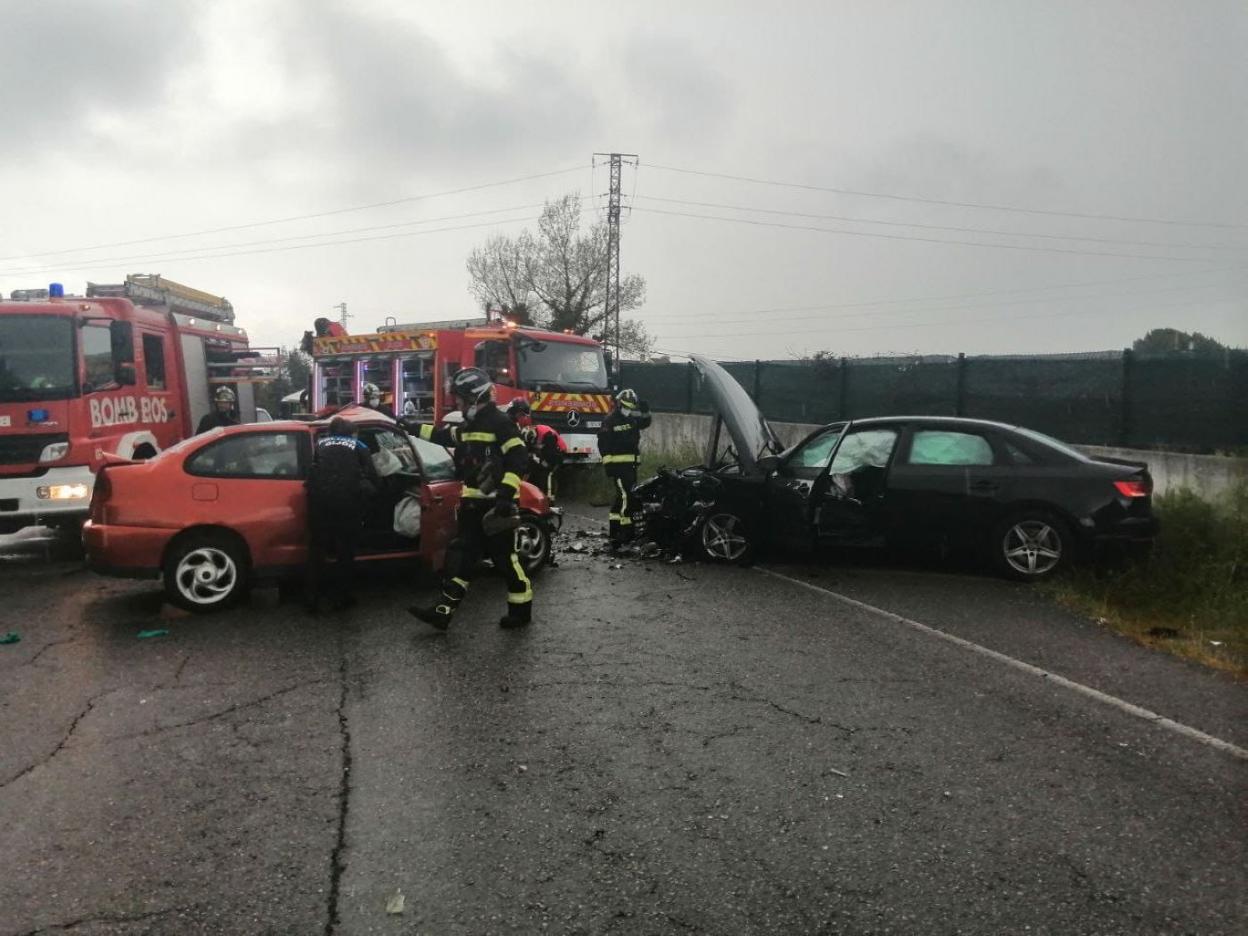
[361, 382, 391, 416]
[400, 367, 533, 631]
[506, 399, 566, 502]
[197, 386, 239, 434]
[597, 388, 651, 548]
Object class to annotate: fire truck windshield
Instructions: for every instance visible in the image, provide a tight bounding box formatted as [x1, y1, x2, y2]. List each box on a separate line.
[0, 315, 76, 402]
[516, 340, 607, 391]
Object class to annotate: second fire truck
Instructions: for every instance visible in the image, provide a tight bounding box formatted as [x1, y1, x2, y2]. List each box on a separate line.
[309, 317, 615, 462]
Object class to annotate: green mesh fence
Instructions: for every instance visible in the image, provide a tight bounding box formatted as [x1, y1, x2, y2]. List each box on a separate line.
[847, 357, 960, 419]
[962, 353, 1123, 444]
[622, 351, 1247, 451]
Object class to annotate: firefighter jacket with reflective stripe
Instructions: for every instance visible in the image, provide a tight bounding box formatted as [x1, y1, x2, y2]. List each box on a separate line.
[306, 434, 379, 508]
[597, 405, 651, 466]
[532, 425, 566, 472]
[402, 403, 528, 501]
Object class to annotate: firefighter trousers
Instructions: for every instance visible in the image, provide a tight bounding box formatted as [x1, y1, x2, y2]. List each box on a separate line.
[606, 465, 637, 544]
[432, 501, 533, 621]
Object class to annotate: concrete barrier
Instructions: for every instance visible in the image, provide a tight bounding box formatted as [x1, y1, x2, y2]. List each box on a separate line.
[642, 412, 1247, 501]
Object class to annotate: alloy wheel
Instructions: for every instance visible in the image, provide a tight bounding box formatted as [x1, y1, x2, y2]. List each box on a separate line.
[1002, 520, 1062, 576]
[515, 521, 549, 569]
[701, 513, 749, 562]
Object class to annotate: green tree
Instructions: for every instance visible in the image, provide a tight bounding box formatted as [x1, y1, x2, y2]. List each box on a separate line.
[466, 193, 652, 355]
[1133, 328, 1228, 354]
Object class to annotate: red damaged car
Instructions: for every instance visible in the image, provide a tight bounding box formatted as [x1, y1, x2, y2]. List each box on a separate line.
[83, 406, 557, 611]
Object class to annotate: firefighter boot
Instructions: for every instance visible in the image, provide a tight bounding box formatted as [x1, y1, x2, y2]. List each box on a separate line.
[498, 601, 532, 629]
[409, 577, 468, 632]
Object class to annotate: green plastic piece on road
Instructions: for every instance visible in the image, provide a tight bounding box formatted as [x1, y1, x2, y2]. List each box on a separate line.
[0, 632, 20, 645]
[136, 629, 170, 639]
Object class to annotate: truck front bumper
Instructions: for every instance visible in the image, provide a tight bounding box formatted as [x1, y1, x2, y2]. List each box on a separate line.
[0, 465, 95, 531]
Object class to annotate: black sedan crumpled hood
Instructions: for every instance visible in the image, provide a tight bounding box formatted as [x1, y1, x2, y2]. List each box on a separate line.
[691, 355, 783, 478]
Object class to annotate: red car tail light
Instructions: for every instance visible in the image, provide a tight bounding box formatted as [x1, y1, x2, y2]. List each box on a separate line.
[1114, 479, 1150, 498]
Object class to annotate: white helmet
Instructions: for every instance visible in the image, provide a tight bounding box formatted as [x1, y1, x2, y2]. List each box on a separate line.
[214, 386, 237, 404]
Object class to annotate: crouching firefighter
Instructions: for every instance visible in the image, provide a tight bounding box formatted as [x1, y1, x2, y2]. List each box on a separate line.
[597, 388, 651, 548]
[400, 367, 533, 631]
[506, 399, 567, 502]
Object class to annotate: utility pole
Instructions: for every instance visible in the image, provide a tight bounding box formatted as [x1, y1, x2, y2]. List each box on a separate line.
[594, 152, 637, 380]
[334, 302, 351, 330]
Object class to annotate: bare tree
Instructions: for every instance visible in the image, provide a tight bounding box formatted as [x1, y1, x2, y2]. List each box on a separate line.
[466, 193, 650, 352]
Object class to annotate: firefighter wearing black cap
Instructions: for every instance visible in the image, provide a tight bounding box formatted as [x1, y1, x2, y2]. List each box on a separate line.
[598, 388, 651, 548]
[400, 367, 533, 631]
[305, 416, 379, 611]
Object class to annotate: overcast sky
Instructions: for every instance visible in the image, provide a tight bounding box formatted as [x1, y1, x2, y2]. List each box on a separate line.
[2, 0, 1245, 360]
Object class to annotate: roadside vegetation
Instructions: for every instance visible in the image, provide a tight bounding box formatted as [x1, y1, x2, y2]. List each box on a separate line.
[557, 448, 704, 507]
[1049, 482, 1248, 676]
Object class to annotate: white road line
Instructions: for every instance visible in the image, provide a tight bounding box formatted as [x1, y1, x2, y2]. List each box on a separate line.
[757, 567, 1248, 762]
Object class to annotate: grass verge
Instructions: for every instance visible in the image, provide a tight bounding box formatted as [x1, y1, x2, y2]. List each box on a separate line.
[1047, 482, 1248, 677]
[556, 448, 705, 507]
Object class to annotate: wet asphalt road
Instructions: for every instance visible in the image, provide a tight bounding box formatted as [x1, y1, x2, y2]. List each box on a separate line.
[0, 512, 1245, 936]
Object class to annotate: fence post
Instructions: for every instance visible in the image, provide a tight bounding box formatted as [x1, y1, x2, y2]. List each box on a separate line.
[1120, 348, 1133, 446]
[955, 352, 967, 417]
[839, 357, 850, 419]
[685, 361, 695, 413]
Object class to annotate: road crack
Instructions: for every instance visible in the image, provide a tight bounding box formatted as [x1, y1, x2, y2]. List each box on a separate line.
[726, 683, 856, 735]
[13, 904, 194, 935]
[1, 687, 120, 790]
[125, 678, 332, 739]
[324, 629, 353, 936]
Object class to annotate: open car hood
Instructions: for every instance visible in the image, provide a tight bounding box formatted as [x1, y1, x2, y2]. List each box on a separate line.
[691, 355, 783, 477]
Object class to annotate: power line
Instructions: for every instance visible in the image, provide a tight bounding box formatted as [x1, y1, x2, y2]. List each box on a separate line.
[646, 163, 1245, 230]
[0, 165, 585, 263]
[634, 195, 1240, 253]
[646, 276, 1241, 331]
[0, 210, 592, 278]
[656, 290, 1242, 341]
[641, 267, 1240, 323]
[0, 203, 548, 277]
[630, 205, 1217, 263]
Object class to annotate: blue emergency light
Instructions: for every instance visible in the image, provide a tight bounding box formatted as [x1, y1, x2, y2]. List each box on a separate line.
[48, 282, 64, 298]
[28, 408, 51, 423]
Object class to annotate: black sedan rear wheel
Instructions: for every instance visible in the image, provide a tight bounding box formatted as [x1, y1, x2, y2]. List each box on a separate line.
[992, 511, 1068, 582]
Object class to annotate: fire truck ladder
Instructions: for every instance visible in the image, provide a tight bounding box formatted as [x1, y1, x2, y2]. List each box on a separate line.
[86, 274, 236, 324]
[207, 347, 283, 385]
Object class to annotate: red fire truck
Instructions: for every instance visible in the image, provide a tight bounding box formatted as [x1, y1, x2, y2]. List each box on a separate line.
[0, 275, 273, 533]
[310, 317, 615, 462]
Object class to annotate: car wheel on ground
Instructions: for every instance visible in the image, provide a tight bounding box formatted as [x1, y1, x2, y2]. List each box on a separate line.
[163, 530, 249, 612]
[698, 510, 753, 564]
[991, 510, 1068, 582]
[515, 516, 551, 574]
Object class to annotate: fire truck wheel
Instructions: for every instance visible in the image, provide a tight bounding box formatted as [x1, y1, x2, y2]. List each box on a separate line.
[514, 516, 551, 575]
[163, 530, 249, 613]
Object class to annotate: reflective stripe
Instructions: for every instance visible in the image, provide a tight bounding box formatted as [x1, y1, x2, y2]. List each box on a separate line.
[451, 577, 470, 589]
[602, 454, 639, 464]
[508, 551, 533, 604]
[462, 486, 489, 499]
[613, 424, 635, 431]
[501, 472, 522, 490]
[500, 436, 525, 453]
[460, 431, 497, 443]
[418, 424, 434, 441]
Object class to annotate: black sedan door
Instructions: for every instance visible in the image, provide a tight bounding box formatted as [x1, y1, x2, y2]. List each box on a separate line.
[885, 425, 1014, 550]
[763, 424, 846, 552]
[809, 425, 901, 545]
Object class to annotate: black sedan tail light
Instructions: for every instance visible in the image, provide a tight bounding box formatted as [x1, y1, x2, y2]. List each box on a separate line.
[1113, 479, 1151, 498]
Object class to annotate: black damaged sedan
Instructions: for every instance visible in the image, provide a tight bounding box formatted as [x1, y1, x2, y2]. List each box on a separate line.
[632, 356, 1159, 581]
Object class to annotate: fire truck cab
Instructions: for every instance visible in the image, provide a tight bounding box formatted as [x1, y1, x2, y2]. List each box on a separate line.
[310, 318, 614, 462]
[0, 275, 269, 533]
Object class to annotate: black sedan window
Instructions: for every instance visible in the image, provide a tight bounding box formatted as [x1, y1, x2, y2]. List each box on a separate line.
[830, 428, 898, 472]
[790, 428, 843, 469]
[907, 430, 995, 466]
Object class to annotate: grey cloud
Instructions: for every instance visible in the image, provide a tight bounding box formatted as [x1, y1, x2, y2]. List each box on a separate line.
[264, 3, 603, 179]
[621, 36, 733, 145]
[1, 0, 195, 155]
